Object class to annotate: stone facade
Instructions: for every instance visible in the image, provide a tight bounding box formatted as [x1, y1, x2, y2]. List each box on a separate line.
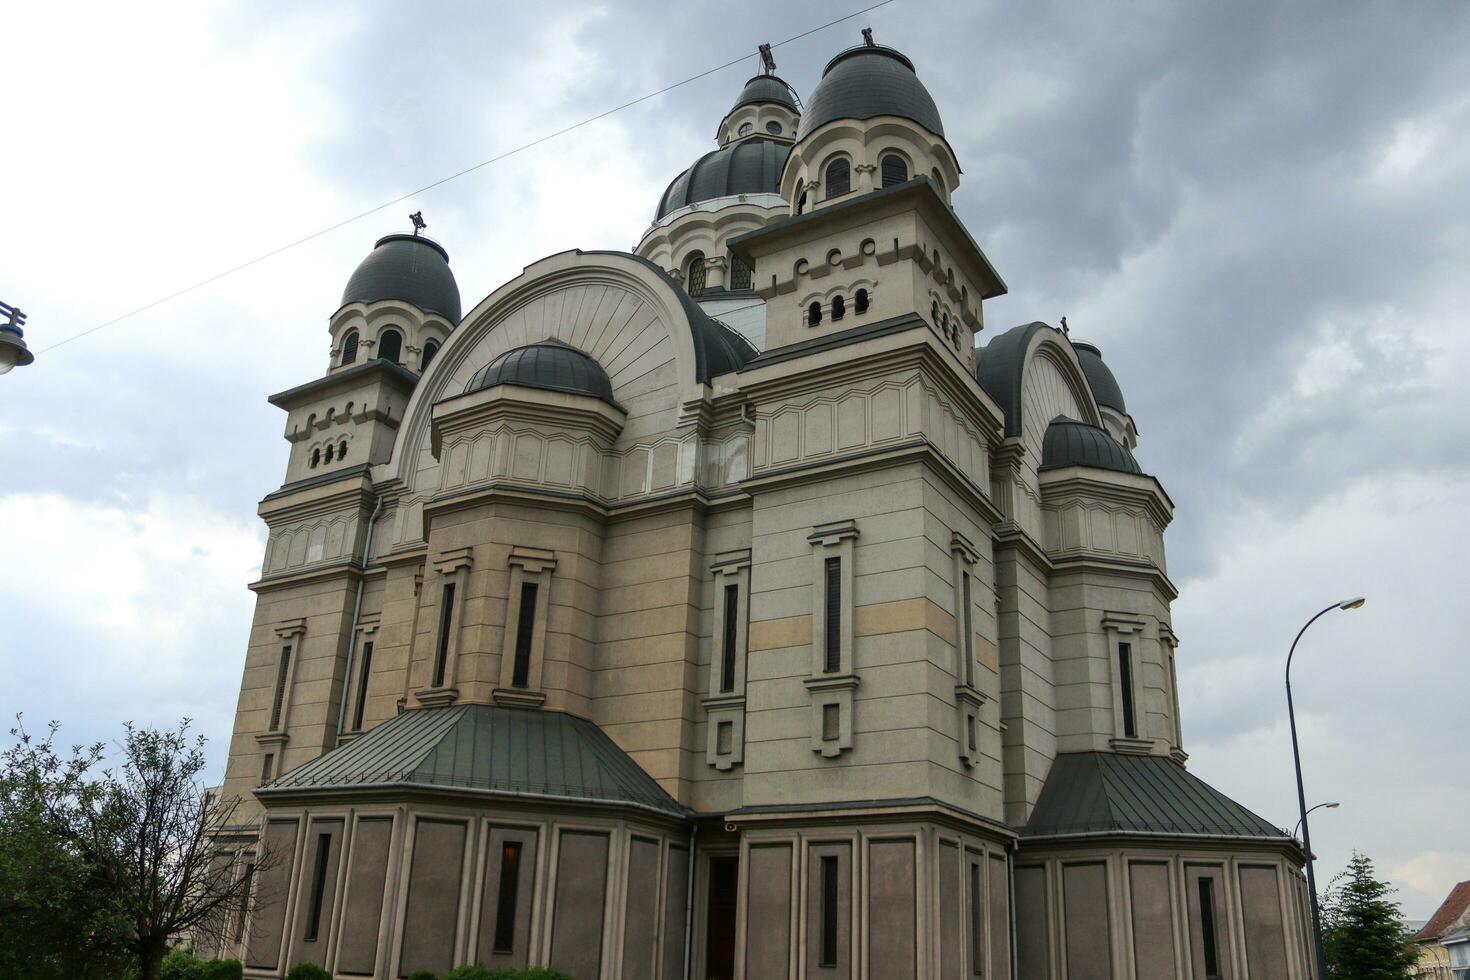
[210, 38, 1315, 980]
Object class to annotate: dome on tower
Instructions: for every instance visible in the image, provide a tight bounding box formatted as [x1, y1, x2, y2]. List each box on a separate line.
[1071, 342, 1127, 414]
[464, 340, 620, 408]
[655, 138, 791, 220]
[1040, 418, 1142, 475]
[341, 234, 461, 323]
[730, 73, 799, 113]
[797, 44, 944, 140]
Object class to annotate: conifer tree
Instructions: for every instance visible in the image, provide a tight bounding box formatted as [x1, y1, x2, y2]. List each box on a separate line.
[1319, 851, 1418, 979]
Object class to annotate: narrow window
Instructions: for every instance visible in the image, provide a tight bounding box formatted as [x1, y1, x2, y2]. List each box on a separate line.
[340, 330, 359, 365]
[1198, 877, 1221, 979]
[686, 252, 707, 296]
[832, 295, 845, 321]
[310, 447, 320, 468]
[808, 301, 823, 326]
[492, 841, 523, 954]
[433, 583, 455, 687]
[967, 716, 978, 751]
[962, 571, 974, 685]
[881, 153, 909, 187]
[797, 189, 807, 215]
[824, 556, 841, 672]
[352, 640, 374, 730]
[854, 288, 869, 315]
[260, 753, 274, 784]
[729, 253, 753, 291]
[234, 862, 256, 942]
[820, 855, 839, 967]
[720, 583, 739, 693]
[717, 720, 733, 755]
[304, 832, 332, 942]
[931, 168, 945, 194]
[1118, 641, 1137, 738]
[512, 582, 538, 688]
[324, 443, 334, 463]
[969, 861, 984, 975]
[420, 340, 439, 371]
[824, 157, 850, 198]
[338, 440, 347, 460]
[268, 645, 291, 730]
[377, 328, 402, 365]
[822, 704, 840, 741]
[932, 300, 940, 324]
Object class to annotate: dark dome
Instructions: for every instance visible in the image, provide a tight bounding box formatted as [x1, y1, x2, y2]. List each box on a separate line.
[656, 137, 791, 220]
[731, 74, 798, 112]
[796, 45, 944, 140]
[1040, 418, 1142, 475]
[341, 234, 461, 322]
[1071, 342, 1127, 414]
[464, 340, 619, 408]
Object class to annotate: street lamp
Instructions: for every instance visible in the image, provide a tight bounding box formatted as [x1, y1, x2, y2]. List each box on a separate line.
[0, 301, 34, 375]
[1288, 596, 1364, 980]
[1293, 801, 1340, 840]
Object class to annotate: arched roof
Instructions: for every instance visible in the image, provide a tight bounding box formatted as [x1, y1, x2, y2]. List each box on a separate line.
[1040, 418, 1142, 475]
[340, 234, 461, 322]
[796, 45, 945, 140]
[464, 339, 619, 408]
[731, 74, 798, 112]
[1072, 342, 1127, 414]
[655, 137, 791, 220]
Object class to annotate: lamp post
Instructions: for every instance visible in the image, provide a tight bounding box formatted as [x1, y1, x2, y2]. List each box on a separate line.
[0, 300, 34, 375]
[1288, 596, 1364, 980]
[1293, 801, 1340, 840]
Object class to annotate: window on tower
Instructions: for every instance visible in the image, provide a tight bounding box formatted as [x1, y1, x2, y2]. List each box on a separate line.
[824, 157, 851, 198]
[729, 253, 753, 291]
[881, 153, 909, 187]
[377, 328, 403, 365]
[421, 340, 440, 371]
[340, 330, 359, 366]
[685, 252, 706, 296]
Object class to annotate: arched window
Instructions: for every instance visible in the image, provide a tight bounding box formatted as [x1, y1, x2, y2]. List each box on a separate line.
[310, 447, 321, 468]
[378, 328, 402, 365]
[881, 153, 908, 187]
[738, 122, 753, 137]
[942, 313, 951, 343]
[340, 330, 359, 366]
[766, 120, 782, 135]
[421, 340, 440, 371]
[686, 252, 706, 297]
[324, 443, 334, 463]
[832, 295, 846, 321]
[931, 168, 945, 194]
[855, 288, 870, 315]
[808, 302, 823, 326]
[729, 253, 753, 291]
[338, 440, 348, 460]
[931, 300, 939, 324]
[824, 157, 850, 198]
[795, 181, 807, 216]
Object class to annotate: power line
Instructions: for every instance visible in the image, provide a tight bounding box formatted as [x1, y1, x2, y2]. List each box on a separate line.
[36, 0, 897, 356]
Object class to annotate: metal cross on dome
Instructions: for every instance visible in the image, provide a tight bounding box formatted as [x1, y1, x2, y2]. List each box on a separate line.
[409, 211, 426, 236]
[862, 27, 876, 47]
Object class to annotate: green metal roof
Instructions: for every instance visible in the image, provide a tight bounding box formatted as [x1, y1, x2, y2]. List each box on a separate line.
[1022, 752, 1288, 841]
[259, 704, 684, 817]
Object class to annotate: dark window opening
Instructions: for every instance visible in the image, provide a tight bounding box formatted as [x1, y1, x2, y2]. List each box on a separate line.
[269, 645, 291, 731]
[310, 448, 320, 468]
[304, 832, 332, 942]
[931, 168, 945, 193]
[492, 841, 523, 953]
[260, 753, 274, 784]
[822, 703, 840, 741]
[820, 854, 839, 967]
[738, 122, 753, 137]
[831, 295, 845, 321]
[686, 252, 707, 296]
[962, 571, 974, 685]
[341, 330, 359, 365]
[932, 300, 940, 325]
[797, 190, 807, 215]
[716, 720, 733, 754]
[854, 288, 869, 315]
[338, 440, 347, 460]
[881, 153, 909, 187]
[377, 329, 402, 365]
[824, 157, 850, 198]
[766, 120, 782, 135]
[730, 253, 753, 291]
[808, 302, 823, 327]
[969, 861, 984, 975]
[352, 640, 374, 731]
[421, 340, 439, 371]
[720, 583, 739, 693]
[324, 443, 334, 463]
[433, 583, 455, 687]
[1199, 877, 1221, 979]
[512, 582, 538, 688]
[824, 556, 841, 672]
[705, 856, 739, 980]
[234, 862, 256, 943]
[1119, 641, 1137, 738]
[967, 716, 977, 751]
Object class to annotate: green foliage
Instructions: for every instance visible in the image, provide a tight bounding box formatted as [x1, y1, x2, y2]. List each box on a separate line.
[405, 971, 440, 980]
[1320, 851, 1419, 979]
[200, 959, 244, 980]
[439, 968, 571, 980]
[159, 948, 205, 980]
[284, 963, 333, 980]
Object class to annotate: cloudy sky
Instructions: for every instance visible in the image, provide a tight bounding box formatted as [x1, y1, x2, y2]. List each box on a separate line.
[3, 0, 1467, 918]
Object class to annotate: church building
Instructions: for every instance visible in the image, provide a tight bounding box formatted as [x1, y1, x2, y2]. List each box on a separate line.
[211, 34, 1317, 980]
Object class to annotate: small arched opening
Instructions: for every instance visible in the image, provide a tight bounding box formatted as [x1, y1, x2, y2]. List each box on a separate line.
[340, 329, 359, 366]
[686, 252, 707, 297]
[824, 157, 851, 199]
[377, 328, 403, 365]
[807, 302, 823, 327]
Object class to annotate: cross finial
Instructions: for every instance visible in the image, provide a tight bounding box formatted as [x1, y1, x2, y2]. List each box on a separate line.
[861, 27, 876, 47]
[409, 211, 426, 236]
[759, 43, 776, 74]
[1060, 315, 1069, 335]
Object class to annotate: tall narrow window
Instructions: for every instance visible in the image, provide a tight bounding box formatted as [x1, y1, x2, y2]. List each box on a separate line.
[969, 861, 984, 975]
[1198, 878, 1221, 979]
[234, 862, 256, 942]
[338, 440, 347, 460]
[797, 189, 807, 215]
[324, 443, 334, 463]
[824, 557, 841, 673]
[493, 841, 523, 953]
[420, 340, 440, 371]
[824, 157, 850, 198]
[352, 640, 374, 730]
[729, 253, 753, 291]
[1118, 642, 1137, 738]
[881, 153, 909, 187]
[720, 584, 739, 693]
[808, 301, 823, 327]
[310, 447, 320, 468]
[304, 833, 332, 942]
[433, 583, 456, 687]
[832, 295, 845, 321]
[340, 330, 359, 365]
[260, 753, 274, 784]
[377, 328, 402, 365]
[268, 645, 291, 731]
[854, 288, 869, 315]
[820, 855, 839, 967]
[512, 582, 538, 688]
[962, 571, 974, 686]
[686, 252, 707, 296]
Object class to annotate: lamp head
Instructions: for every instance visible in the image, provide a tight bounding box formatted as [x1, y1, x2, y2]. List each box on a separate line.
[1339, 597, 1366, 610]
[1326, 802, 1341, 809]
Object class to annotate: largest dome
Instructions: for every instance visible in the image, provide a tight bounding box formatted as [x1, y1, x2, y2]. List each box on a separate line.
[341, 234, 461, 322]
[797, 45, 944, 140]
[655, 137, 791, 220]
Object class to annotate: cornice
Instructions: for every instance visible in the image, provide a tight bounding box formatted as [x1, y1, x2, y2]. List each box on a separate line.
[267, 358, 419, 411]
[1048, 554, 1180, 601]
[248, 562, 366, 594]
[1038, 467, 1174, 529]
[258, 474, 377, 525]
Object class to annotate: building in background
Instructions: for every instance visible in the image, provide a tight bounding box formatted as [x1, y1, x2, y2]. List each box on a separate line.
[1414, 881, 1470, 979]
[205, 34, 1316, 979]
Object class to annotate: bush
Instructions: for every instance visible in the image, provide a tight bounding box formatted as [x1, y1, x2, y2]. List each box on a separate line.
[443, 968, 492, 980]
[405, 971, 440, 980]
[159, 949, 204, 980]
[440, 968, 571, 980]
[200, 960, 244, 980]
[285, 964, 333, 980]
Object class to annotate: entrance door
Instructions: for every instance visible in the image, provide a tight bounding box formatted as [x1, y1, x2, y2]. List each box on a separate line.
[704, 855, 739, 980]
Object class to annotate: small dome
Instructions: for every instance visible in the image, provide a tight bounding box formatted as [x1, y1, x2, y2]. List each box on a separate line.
[797, 45, 944, 140]
[731, 74, 798, 112]
[341, 234, 461, 322]
[656, 137, 791, 220]
[1071, 342, 1127, 414]
[1040, 418, 1142, 475]
[464, 340, 619, 408]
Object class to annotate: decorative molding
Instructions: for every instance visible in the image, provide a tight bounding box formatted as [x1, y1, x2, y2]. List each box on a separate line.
[432, 546, 473, 575]
[491, 688, 547, 709]
[507, 545, 557, 575]
[273, 618, 307, 640]
[413, 687, 459, 709]
[1109, 736, 1156, 756]
[807, 519, 859, 547]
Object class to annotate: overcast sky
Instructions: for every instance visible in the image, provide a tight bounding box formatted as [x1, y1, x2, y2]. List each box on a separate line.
[3, 0, 1467, 918]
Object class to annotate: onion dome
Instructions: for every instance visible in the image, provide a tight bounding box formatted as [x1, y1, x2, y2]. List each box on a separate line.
[1071, 342, 1127, 414]
[1040, 418, 1142, 475]
[797, 45, 944, 140]
[464, 339, 619, 408]
[655, 138, 791, 220]
[341, 234, 461, 322]
[731, 74, 799, 113]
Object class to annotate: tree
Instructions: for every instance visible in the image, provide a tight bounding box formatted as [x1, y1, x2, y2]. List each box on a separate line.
[1320, 850, 1418, 979]
[0, 717, 271, 980]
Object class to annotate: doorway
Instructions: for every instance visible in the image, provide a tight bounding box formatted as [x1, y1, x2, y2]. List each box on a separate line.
[703, 854, 739, 980]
